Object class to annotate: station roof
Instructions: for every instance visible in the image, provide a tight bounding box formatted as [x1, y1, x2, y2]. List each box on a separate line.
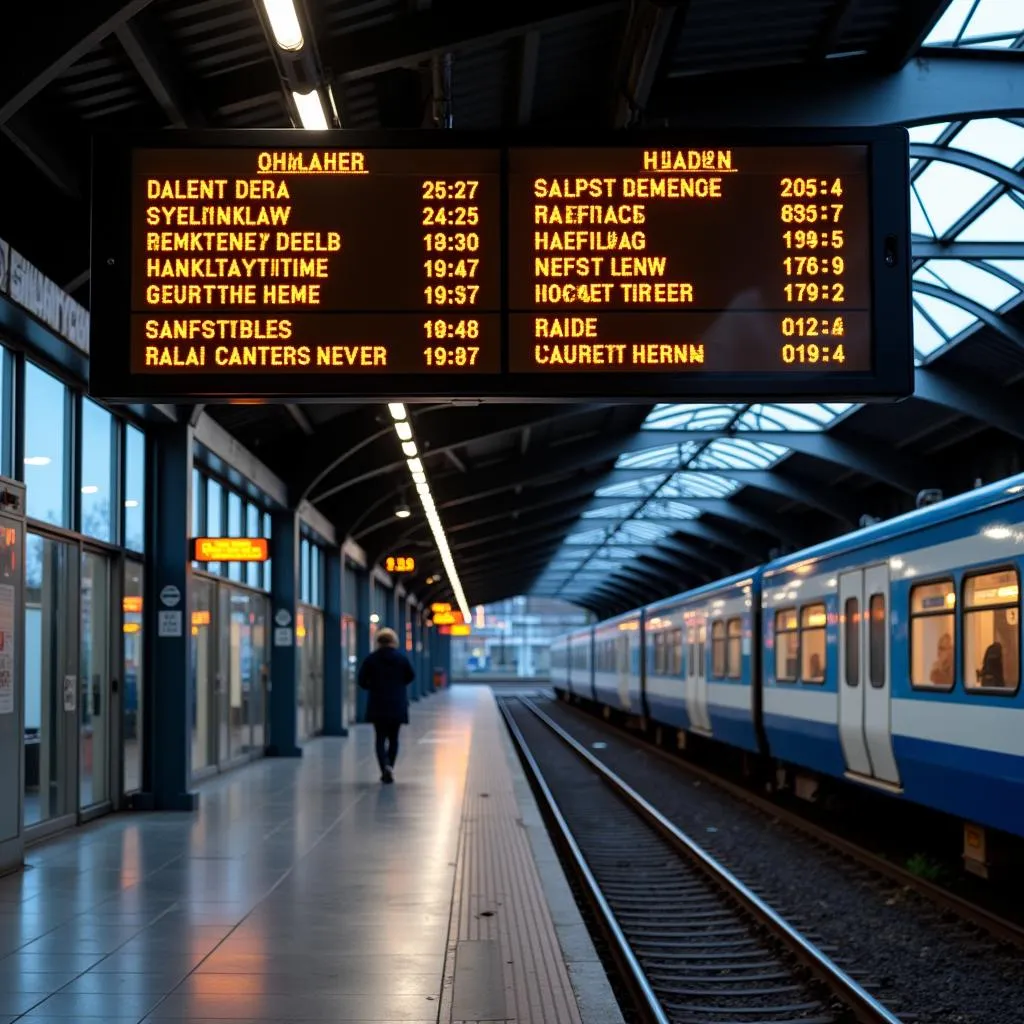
[1, 0, 1023, 616]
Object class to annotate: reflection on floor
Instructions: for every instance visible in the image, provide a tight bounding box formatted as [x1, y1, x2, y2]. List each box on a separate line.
[0, 691, 478, 1023]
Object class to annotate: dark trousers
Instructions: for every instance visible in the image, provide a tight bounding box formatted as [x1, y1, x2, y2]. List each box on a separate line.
[373, 720, 401, 771]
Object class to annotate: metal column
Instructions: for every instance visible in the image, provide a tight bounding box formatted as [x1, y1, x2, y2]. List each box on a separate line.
[323, 547, 346, 736]
[267, 510, 301, 757]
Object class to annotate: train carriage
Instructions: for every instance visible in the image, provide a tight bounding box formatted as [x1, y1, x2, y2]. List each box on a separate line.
[567, 628, 594, 701]
[593, 610, 642, 713]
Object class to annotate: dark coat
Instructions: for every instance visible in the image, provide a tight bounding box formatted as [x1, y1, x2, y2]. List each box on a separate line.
[358, 645, 415, 724]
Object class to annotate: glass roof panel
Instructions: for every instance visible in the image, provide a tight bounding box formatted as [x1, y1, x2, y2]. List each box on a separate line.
[582, 501, 641, 519]
[925, 0, 1024, 47]
[912, 306, 950, 358]
[908, 122, 952, 144]
[924, 0, 976, 43]
[693, 438, 789, 470]
[984, 259, 1024, 286]
[948, 119, 1024, 168]
[913, 161, 1000, 236]
[604, 545, 643, 560]
[616, 442, 701, 468]
[638, 499, 700, 520]
[612, 521, 672, 543]
[957, 194, 1024, 242]
[659, 472, 742, 499]
[921, 259, 1020, 308]
[736, 403, 852, 431]
[914, 291, 979, 336]
[564, 528, 608, 545]
[642, 404, 742, 430]
[595, 477, 663, 498]
[910, 184, 935, 237]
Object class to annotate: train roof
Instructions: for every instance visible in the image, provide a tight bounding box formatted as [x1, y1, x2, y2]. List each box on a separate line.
[764, 470, 1024, 577]
[644, 569, 760, 614]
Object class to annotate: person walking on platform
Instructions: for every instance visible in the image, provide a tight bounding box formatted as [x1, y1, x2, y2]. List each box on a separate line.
[358, 628, 415, 784]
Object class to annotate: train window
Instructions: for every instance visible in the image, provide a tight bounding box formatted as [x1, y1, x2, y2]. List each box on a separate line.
[800, 604, 827, 684]
[868, 594, 886, 688]
[844, 598, 860, 686]
[909, 580, 955, 690]
[654, 632, 666, 675]
[775, 608, 799, 682]
[963, 568, 1020, 694]
[726, 618, 742, 678]
[671, 629, 683, 675]
[711, 620, 727, 678]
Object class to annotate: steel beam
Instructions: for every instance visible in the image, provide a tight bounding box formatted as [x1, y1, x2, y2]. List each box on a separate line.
[328, 0, 623, 84]
[515, 31, 540, 125]
[913, 366, 1024, 441]
[0, 112, 82, 198]
[912, 240, 1024, 259]
[910, 144, 1024, 194]
[0, 0, 155, 124]
[612, 0, 683, 126]
[913, 281, 1024, 350]
[651, 52, 1024, 127]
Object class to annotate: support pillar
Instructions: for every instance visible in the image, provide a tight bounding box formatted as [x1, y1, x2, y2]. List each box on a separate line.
[323, 547, 346, 736]
[136, 423, 197, 811]
[355, 569, 370, 723]
[267, 510, 301, 757]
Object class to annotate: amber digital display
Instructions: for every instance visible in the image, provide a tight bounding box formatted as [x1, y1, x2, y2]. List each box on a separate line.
[385, 555, 416, 573]
[192, 536, 269, 562]
[90, 130, 912, 402]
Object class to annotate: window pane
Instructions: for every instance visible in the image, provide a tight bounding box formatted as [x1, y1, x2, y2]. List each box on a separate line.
[301, 538, 310, 604]
[79, 400, 114, 542]
[262, 512, 271, 590]
[844, 598, 859, 686]
[711, 619, 726, 677]
[869, 594, 886, 688]
[24, 363, 67, 527]
[125, 425, 145, 552]
[912, 580, 955, 613]
[775, 610, 798, 681]
[912, 613, 955, 688]
[227, 492, 243, 582]
[206, 479, 223, 574]
[311, 545, 320, 606]
[726, 618, 742, 678]
[964, 569, 1019, 691]
[192, 469, 202, 535]
[246, 504, 260, 588]
[964, 568, 1019, 608]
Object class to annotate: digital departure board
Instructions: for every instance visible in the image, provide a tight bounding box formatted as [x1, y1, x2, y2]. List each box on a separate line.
[89, 129, 912, 402]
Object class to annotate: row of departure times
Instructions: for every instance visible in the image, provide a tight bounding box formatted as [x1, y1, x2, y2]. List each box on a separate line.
[418, 174, 499, 371]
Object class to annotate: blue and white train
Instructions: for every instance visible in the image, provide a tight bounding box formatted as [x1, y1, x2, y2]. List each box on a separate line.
[550, 474, 1024, 873]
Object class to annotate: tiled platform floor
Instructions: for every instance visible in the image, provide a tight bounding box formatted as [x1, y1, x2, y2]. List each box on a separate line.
[0, 691, 485, 1023]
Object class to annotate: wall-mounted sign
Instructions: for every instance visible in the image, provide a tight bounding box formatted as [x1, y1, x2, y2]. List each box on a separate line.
[385, 555, 415, 573]
[192, 536, 269, 562]
[450, 623, 471, 636]
[431, 602, 451, 613]
[122, 596, 143, 613]
[192, 609, 211, 626]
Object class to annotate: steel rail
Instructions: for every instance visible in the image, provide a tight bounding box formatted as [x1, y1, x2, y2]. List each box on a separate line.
[516, 695, 903, 1024]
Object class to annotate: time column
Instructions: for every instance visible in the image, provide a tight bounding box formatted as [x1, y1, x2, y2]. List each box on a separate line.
[419, 165, 501, 373]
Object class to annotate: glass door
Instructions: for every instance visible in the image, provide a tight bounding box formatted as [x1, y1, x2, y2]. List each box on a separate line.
[122, 561, 143, 794]
[247, 594, 269, 753]
[226, 586, 265, 760]
[23, 533, 78, 831]
[311, 610, 324, 734]
[79, 551, 112, 810]
[342, 614, 357, 729]
[190, 576, 217, 776]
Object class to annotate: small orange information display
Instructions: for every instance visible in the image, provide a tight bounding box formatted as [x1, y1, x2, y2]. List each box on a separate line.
[433, 609, 465, 626]
[385, 555, 416, 573]
[450, 623, 471, 636]
[192, 536, 269, 562]
[430, 602, 452, 613]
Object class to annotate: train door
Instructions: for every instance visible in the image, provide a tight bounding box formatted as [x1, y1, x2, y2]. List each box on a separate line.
[685, 618, 711, 734]
[616, 634, 630, 709]
[838, 566, 900, 786]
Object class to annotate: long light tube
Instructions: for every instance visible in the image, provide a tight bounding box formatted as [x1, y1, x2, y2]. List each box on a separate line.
[387, 403, 470, 621]
[292, 88, 328, 130]
[261, 0, 304, 50]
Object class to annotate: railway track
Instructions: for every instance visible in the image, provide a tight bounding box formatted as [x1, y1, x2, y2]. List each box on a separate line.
[498, 695, 903, 1024]
[551, 690, 1024, 953]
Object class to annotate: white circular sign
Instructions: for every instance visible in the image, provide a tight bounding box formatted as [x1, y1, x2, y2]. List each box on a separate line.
[275, 609, 292, 627]
[159, 585, 181, 608]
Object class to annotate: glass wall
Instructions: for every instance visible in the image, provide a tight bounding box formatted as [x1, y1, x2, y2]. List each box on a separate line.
[297, 535, 326, 741]
[122, 562, 143, 793]
[124, 425, 145, 552]
[24, 363, 68, 528]
[450, 596, 593, 680]
[79, 551, 111, 809]
[80, 399, 114, 542]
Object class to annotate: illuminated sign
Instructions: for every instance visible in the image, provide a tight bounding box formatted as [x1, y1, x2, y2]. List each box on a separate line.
[122, 596, 143, 613]
[192, 536, 269, 562]
[450, 623, 471, 636]
[385, 555, 416, 573]
[431, 602, 451, 613]
[192, 609, 211, 626]
[433, 609, 465, 626]
[89, 129, 912, 403]
[438, 625, 451, 635]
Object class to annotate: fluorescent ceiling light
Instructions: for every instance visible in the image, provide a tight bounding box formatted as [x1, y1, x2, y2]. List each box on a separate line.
[412, 471, 427, 484]
[388, 403, 407, 420]
[401, 440, 417, 457]
[395, 421, 413, 442]
[416, 482, 431, 496]
[124, 499, 139, 508]
[293, 89, 328, 130]
[261, 0, 304, 50]
[81, 485, 99, 494]
[407, 458, 423, 473]
[24, 456, 50, 466]
[395, 505, 411, 519]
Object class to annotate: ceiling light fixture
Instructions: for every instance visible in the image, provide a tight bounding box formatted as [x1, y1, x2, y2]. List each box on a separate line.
[292, 88, 328, 130]
[260, 0, 304, 50]
[81, 485, 99, 495]
[395, 504, 411, 519]
[385, 402, 469, 621]
[24, 456, 51, 467]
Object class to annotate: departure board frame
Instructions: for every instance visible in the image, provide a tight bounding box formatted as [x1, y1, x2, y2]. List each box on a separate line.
[89, 127, 913, 403]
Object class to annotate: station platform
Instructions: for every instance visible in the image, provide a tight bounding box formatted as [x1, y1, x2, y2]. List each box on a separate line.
[0, 687, 622, 1024]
